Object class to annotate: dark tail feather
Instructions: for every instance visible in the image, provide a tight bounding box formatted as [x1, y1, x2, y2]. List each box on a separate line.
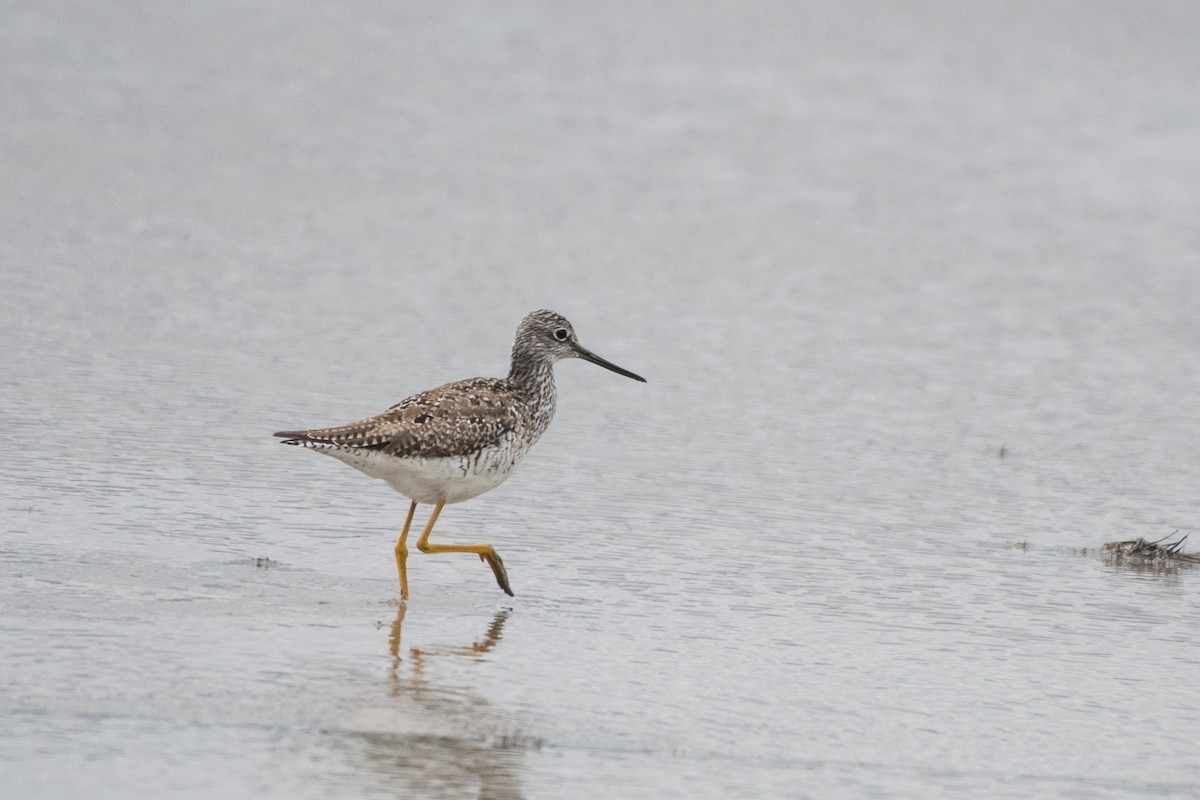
[273, 430, 311, 444]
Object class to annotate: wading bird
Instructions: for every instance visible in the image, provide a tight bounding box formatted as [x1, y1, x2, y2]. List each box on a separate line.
[274, 310, 645, 598]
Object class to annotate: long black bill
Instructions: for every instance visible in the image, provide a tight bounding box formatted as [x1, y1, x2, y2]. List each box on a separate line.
[575, 345, 647, 382]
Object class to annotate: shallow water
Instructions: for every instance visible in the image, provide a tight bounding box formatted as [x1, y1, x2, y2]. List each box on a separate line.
[3, 1, 1200, 797]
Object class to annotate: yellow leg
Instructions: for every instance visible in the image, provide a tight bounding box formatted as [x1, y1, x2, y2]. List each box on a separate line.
[394, 500, 418, 600]
[415, 499, 514, 597]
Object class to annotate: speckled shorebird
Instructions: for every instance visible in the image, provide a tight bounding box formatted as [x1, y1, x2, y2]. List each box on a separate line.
[274, 310, 645, 599]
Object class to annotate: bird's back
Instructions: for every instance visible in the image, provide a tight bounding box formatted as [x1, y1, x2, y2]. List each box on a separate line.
[275, 377, 530, 458]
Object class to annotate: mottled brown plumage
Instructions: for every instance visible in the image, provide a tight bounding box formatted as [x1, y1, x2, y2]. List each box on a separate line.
[275, 377, 525, 459]
[273, 310, 645, 599]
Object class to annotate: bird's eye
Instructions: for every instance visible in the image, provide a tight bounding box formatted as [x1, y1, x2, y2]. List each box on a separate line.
[554, 328, 569, 341]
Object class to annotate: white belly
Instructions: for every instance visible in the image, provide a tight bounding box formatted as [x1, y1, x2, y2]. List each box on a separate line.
[315, 441, 525, 505]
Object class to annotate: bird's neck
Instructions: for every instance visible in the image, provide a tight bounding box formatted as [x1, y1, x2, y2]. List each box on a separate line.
[508, 353, 557, 434]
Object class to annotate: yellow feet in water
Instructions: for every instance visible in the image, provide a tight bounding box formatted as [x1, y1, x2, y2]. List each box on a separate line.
[393, 499, 515, 599]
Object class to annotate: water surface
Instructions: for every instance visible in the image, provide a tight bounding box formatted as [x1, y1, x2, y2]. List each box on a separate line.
[3, 2, 1199, 797]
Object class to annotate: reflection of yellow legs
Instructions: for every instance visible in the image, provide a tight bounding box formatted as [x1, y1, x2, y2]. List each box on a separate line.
[389, 604, 510, 667]
[387, 604, 511, 693]
[394, 499, 514, 598]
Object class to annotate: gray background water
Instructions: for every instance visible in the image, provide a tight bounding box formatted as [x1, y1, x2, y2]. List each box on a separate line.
[2, 1, 1199, 797]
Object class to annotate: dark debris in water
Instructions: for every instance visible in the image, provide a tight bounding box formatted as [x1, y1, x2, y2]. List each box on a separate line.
[490, 733, 544, 752]
[1101, 532, 1200, 565]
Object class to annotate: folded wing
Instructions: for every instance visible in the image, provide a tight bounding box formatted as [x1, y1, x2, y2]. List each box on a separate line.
[274, 377, 524, 460]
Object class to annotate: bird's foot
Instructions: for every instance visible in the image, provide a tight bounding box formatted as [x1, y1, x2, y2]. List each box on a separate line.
[481, 550, 514, 597]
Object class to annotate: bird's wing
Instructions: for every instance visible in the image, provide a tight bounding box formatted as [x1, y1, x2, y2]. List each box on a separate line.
[274, 378, 524, 459]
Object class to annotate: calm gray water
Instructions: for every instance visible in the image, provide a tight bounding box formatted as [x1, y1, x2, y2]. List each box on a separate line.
[3, 1, 1199, 797]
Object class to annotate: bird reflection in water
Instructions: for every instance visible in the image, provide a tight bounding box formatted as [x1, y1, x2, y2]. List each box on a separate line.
[388, 604, 511, 671]
[354, 606, 535, 800]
